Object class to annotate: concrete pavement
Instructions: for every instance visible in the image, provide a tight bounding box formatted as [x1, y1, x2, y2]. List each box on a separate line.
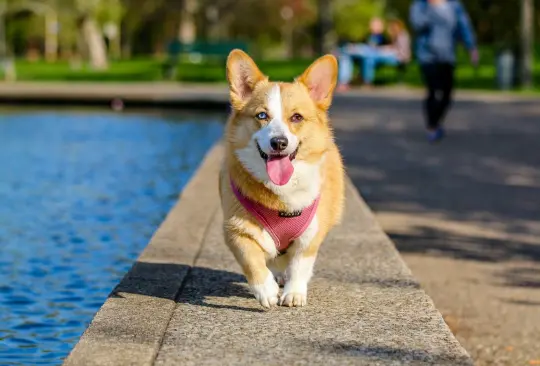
[19, 82, 535, 364]
[332, 94, 540, 365]
[64, 142, 472, 365]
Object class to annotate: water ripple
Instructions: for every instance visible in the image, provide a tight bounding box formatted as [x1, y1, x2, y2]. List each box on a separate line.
[0, 110, 224, 365]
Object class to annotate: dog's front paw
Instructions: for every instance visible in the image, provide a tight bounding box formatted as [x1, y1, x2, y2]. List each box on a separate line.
[279, 291, 307, 307]
[251, 274, 279, 308]
[279, 283, 307, 307]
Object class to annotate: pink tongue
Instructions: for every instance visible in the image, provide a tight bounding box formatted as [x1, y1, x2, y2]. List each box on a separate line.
[266, 156, 294, 186]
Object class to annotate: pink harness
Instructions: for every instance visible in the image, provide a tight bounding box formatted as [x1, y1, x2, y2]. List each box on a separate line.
[231, 180, 319, 252]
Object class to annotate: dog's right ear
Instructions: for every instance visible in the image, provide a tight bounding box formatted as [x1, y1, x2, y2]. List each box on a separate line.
[226, 49, 267, 109]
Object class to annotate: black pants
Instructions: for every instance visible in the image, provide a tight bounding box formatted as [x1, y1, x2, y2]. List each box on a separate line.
[420, 63, 455, 129]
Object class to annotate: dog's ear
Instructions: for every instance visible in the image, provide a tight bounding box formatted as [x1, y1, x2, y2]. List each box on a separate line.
[297, 54, 338, 110]
[226, 49, 267, 109]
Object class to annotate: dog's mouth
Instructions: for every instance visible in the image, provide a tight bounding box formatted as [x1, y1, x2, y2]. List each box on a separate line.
[256, 141, 299, 186]
[256, 141, 299, 162]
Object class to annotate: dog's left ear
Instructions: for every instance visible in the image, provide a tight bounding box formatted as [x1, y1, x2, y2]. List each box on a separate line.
[297, 54, 338, 110]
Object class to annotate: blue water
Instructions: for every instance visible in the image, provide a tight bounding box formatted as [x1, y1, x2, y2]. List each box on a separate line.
[0, 110, 224, 365]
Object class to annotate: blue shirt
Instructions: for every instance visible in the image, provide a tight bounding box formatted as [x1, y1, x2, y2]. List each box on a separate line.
[409, 0, 476, 64]
[366, 34, 387, 47]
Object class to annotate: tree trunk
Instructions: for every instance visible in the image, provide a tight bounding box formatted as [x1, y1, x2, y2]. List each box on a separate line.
[121, 43, 132, 59]
[205, 6, 220, 41]
[0, 1, 6, 60]
[0, 2, 15, 81]
[80, 16, 108, 70]
[317, 0, 334, 55]
[45, 12, 58, 62]
[120, 21, 132, 59]
[178, 0, 197, 44]
[520, 0, 534, 88]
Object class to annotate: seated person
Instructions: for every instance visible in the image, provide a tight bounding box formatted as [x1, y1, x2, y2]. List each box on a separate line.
[384, 19, 411, 71]
[337, 18, 410, 90]
[337, 17, 390, 59]
[362, 17, 391, 48]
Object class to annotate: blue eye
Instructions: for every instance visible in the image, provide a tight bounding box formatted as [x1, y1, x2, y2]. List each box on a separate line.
[256, 112, 268, 120]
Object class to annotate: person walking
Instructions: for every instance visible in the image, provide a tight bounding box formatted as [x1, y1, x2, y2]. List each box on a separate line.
[410, 0, 478, 142]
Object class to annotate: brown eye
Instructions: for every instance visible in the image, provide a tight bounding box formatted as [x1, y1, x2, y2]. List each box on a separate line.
[291, 113, 303, 123]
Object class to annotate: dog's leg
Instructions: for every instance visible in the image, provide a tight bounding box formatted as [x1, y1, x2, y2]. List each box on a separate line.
[279, 253, 316, 307]
[280, 217, 323, 307]
[225, 233, 279, 308]
[268, 255, 289, 287]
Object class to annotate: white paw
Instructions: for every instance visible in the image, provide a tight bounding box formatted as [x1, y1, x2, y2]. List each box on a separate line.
[251, 273, 279, 308]
[279, 282, 308, 307]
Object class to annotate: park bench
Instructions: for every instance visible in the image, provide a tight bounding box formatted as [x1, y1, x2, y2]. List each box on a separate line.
[347, 61, 409, 86]
[379, 62, 409, 84]
[163, 40, 248, 80]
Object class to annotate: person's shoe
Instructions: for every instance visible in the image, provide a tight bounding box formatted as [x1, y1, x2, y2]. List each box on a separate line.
[427, 127, 445, 143]
[336, 84, 351, 92]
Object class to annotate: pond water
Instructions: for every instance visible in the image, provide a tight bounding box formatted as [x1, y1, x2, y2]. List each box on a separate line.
[0, 109, 224, 365]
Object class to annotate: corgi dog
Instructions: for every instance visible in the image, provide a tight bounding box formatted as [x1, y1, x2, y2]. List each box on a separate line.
[219, 50, 345, 308]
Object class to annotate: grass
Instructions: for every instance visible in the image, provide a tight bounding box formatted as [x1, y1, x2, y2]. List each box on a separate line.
[9, 58, 313, 84]
[5, 48, 540, 93]
[375, 47, 540, 92]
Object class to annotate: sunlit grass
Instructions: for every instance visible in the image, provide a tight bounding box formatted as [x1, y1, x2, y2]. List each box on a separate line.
[7, 51, 540, 93]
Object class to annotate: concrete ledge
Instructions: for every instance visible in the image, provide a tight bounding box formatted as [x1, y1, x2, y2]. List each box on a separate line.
[0, 83, 536, 110]
[63, 142, 473, 365]
[0, 82, 230, 110]
[63, 143, 224, 366]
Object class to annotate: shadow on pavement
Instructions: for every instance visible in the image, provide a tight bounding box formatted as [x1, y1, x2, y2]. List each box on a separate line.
[309, 340, 471, 365]
[333, 97, 540, 266]
[389, 228, 540, 263]
[110, 261, 262, 313]
[496, 267, 540, 289]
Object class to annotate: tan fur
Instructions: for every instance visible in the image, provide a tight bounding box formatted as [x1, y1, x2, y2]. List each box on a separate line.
[219, 49, 345, 308]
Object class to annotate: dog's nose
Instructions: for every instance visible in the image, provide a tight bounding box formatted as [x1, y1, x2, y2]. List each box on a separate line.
[270, 136, 288, 151]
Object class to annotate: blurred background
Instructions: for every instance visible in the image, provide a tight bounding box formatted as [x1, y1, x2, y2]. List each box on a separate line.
[0, 1, 539, 366]
[0, 0, 537, 89]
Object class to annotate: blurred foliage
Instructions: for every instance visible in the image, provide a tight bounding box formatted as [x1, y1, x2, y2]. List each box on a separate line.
[0, 0, 539, 62]
[9, 46, 540, 92]
[333, 0, 385, 42]
[7, 12, 43, 55]
[4, 0, 122, 56]
[387, 0, 540, 51]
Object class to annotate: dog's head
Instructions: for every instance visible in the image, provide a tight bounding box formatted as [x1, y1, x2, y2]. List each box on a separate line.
[226, 50, 337, 188]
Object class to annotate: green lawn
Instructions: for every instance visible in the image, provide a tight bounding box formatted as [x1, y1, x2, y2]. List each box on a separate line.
[9, 58, 314, 83]
[376, 47, 540, 92]
[5, 49, 540, 92]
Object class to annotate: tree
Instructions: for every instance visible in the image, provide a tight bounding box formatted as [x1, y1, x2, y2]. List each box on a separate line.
[317, 0, 333, 55]
[8, 0, 59, 61]
[179, 0, 196, 44]
[120, 0, 171, 57]
[52, 0, 122, 69]
[521, 0, 534, 88]
[333, 0, 385, 43]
